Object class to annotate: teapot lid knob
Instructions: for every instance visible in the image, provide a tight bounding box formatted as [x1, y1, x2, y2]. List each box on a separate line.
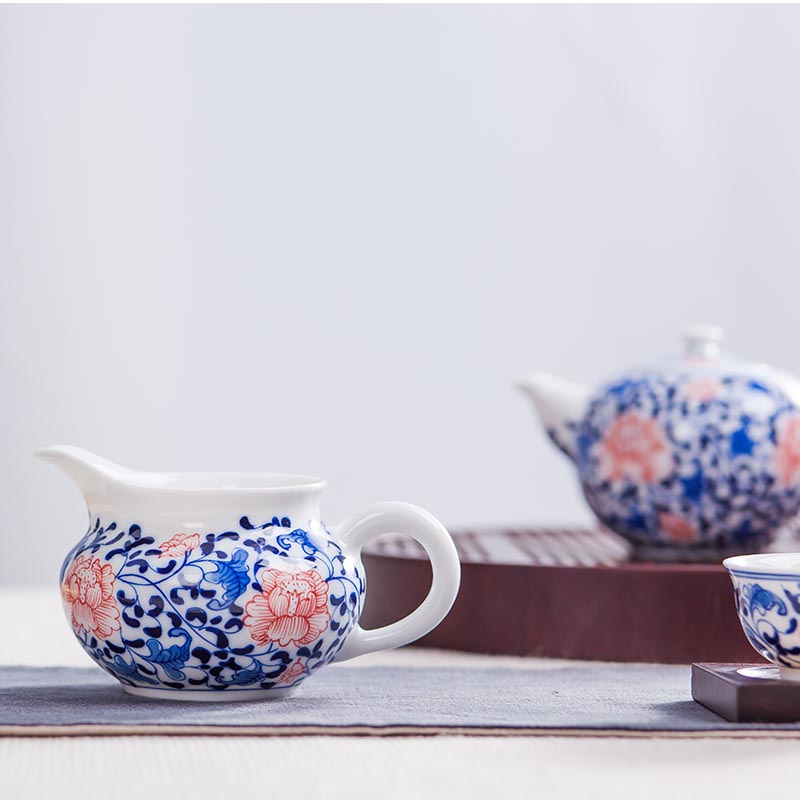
[683, 323, 724, 360]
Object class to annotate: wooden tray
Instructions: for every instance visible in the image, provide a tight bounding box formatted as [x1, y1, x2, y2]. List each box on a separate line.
[360, 527, 755, 663]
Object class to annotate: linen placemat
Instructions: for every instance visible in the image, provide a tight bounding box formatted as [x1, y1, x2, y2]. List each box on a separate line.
[2, 664, 799, 738]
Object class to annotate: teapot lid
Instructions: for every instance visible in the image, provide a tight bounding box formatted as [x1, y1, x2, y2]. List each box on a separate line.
[682, 323, 724, 361]
[653, 323, 800, 405]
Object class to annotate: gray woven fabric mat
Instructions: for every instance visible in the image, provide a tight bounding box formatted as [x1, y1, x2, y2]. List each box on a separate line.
[1, 664, 798, 737]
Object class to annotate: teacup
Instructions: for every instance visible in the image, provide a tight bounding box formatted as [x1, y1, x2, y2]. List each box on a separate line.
[724, 553, 800, 679]
[38, 446, 461, 701]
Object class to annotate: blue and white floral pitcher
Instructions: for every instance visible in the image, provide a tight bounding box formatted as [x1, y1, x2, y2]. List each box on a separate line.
[518, 325, 800, 562]
[38, 446, 461, 701]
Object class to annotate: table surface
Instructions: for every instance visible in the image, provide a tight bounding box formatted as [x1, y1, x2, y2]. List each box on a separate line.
[1, 588, 796, 799]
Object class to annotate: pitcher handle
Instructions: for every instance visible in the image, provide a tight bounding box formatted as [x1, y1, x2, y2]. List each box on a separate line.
[333, 501, 461, 661]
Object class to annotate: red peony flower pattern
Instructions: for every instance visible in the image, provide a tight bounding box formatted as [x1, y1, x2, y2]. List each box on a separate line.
[158, 532, 201, 559]
[596, 411, 673, 484]
[658, 512, 698, 544]
[61, 555, 121, 638]
[277, 658, 307, 686]
[684, 379, 720, 403]
[774, 414, 800, 487]
[244, 568, 330, 647]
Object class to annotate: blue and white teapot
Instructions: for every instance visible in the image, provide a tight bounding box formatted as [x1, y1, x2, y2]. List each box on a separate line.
[518, 325, 800, 561]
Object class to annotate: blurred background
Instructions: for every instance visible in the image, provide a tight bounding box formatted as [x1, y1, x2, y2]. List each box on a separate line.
[2, 4, 800, 585]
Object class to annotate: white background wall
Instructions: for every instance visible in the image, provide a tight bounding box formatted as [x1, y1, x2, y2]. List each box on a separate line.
[3, 4, 800, 585]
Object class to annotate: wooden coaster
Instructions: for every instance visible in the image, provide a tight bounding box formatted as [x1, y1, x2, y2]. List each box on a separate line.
[692, 663, 800, 723]
[361, 527, 757, 663]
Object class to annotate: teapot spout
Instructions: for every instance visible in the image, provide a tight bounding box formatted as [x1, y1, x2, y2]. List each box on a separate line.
[516, 372, 591, 461]
[35, 445, 132, 505]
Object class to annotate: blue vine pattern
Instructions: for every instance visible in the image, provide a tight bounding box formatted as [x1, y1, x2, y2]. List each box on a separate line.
[556, 372, 800, 555]
[732, 578, 800, 668]
[60, 515, 365, 693]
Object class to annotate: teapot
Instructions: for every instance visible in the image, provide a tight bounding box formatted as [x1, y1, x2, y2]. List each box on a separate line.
[517, 325, 800, 561]
[37, 446, 461, 700]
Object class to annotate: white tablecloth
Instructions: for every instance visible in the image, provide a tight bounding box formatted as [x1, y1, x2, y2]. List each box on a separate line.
[1, 588, 797, 799]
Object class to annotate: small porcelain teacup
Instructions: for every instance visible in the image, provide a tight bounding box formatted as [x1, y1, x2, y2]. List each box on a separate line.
[724, 554, 800, 679]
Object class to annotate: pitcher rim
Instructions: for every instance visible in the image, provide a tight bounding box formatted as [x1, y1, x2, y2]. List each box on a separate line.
[129, 471, 328, 493]
[35, 446, 327, 495]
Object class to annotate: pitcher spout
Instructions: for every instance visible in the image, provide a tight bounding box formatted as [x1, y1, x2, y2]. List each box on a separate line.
[35, 445, 132, 504]
[515, 371, 591, 461]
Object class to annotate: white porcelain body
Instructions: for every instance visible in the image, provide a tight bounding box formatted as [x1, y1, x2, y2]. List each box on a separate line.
[725, 553, 800, 680]
[38, 446, 461, 700]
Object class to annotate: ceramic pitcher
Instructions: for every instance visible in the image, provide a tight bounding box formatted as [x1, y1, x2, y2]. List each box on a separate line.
[38, 446, 461, 701]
